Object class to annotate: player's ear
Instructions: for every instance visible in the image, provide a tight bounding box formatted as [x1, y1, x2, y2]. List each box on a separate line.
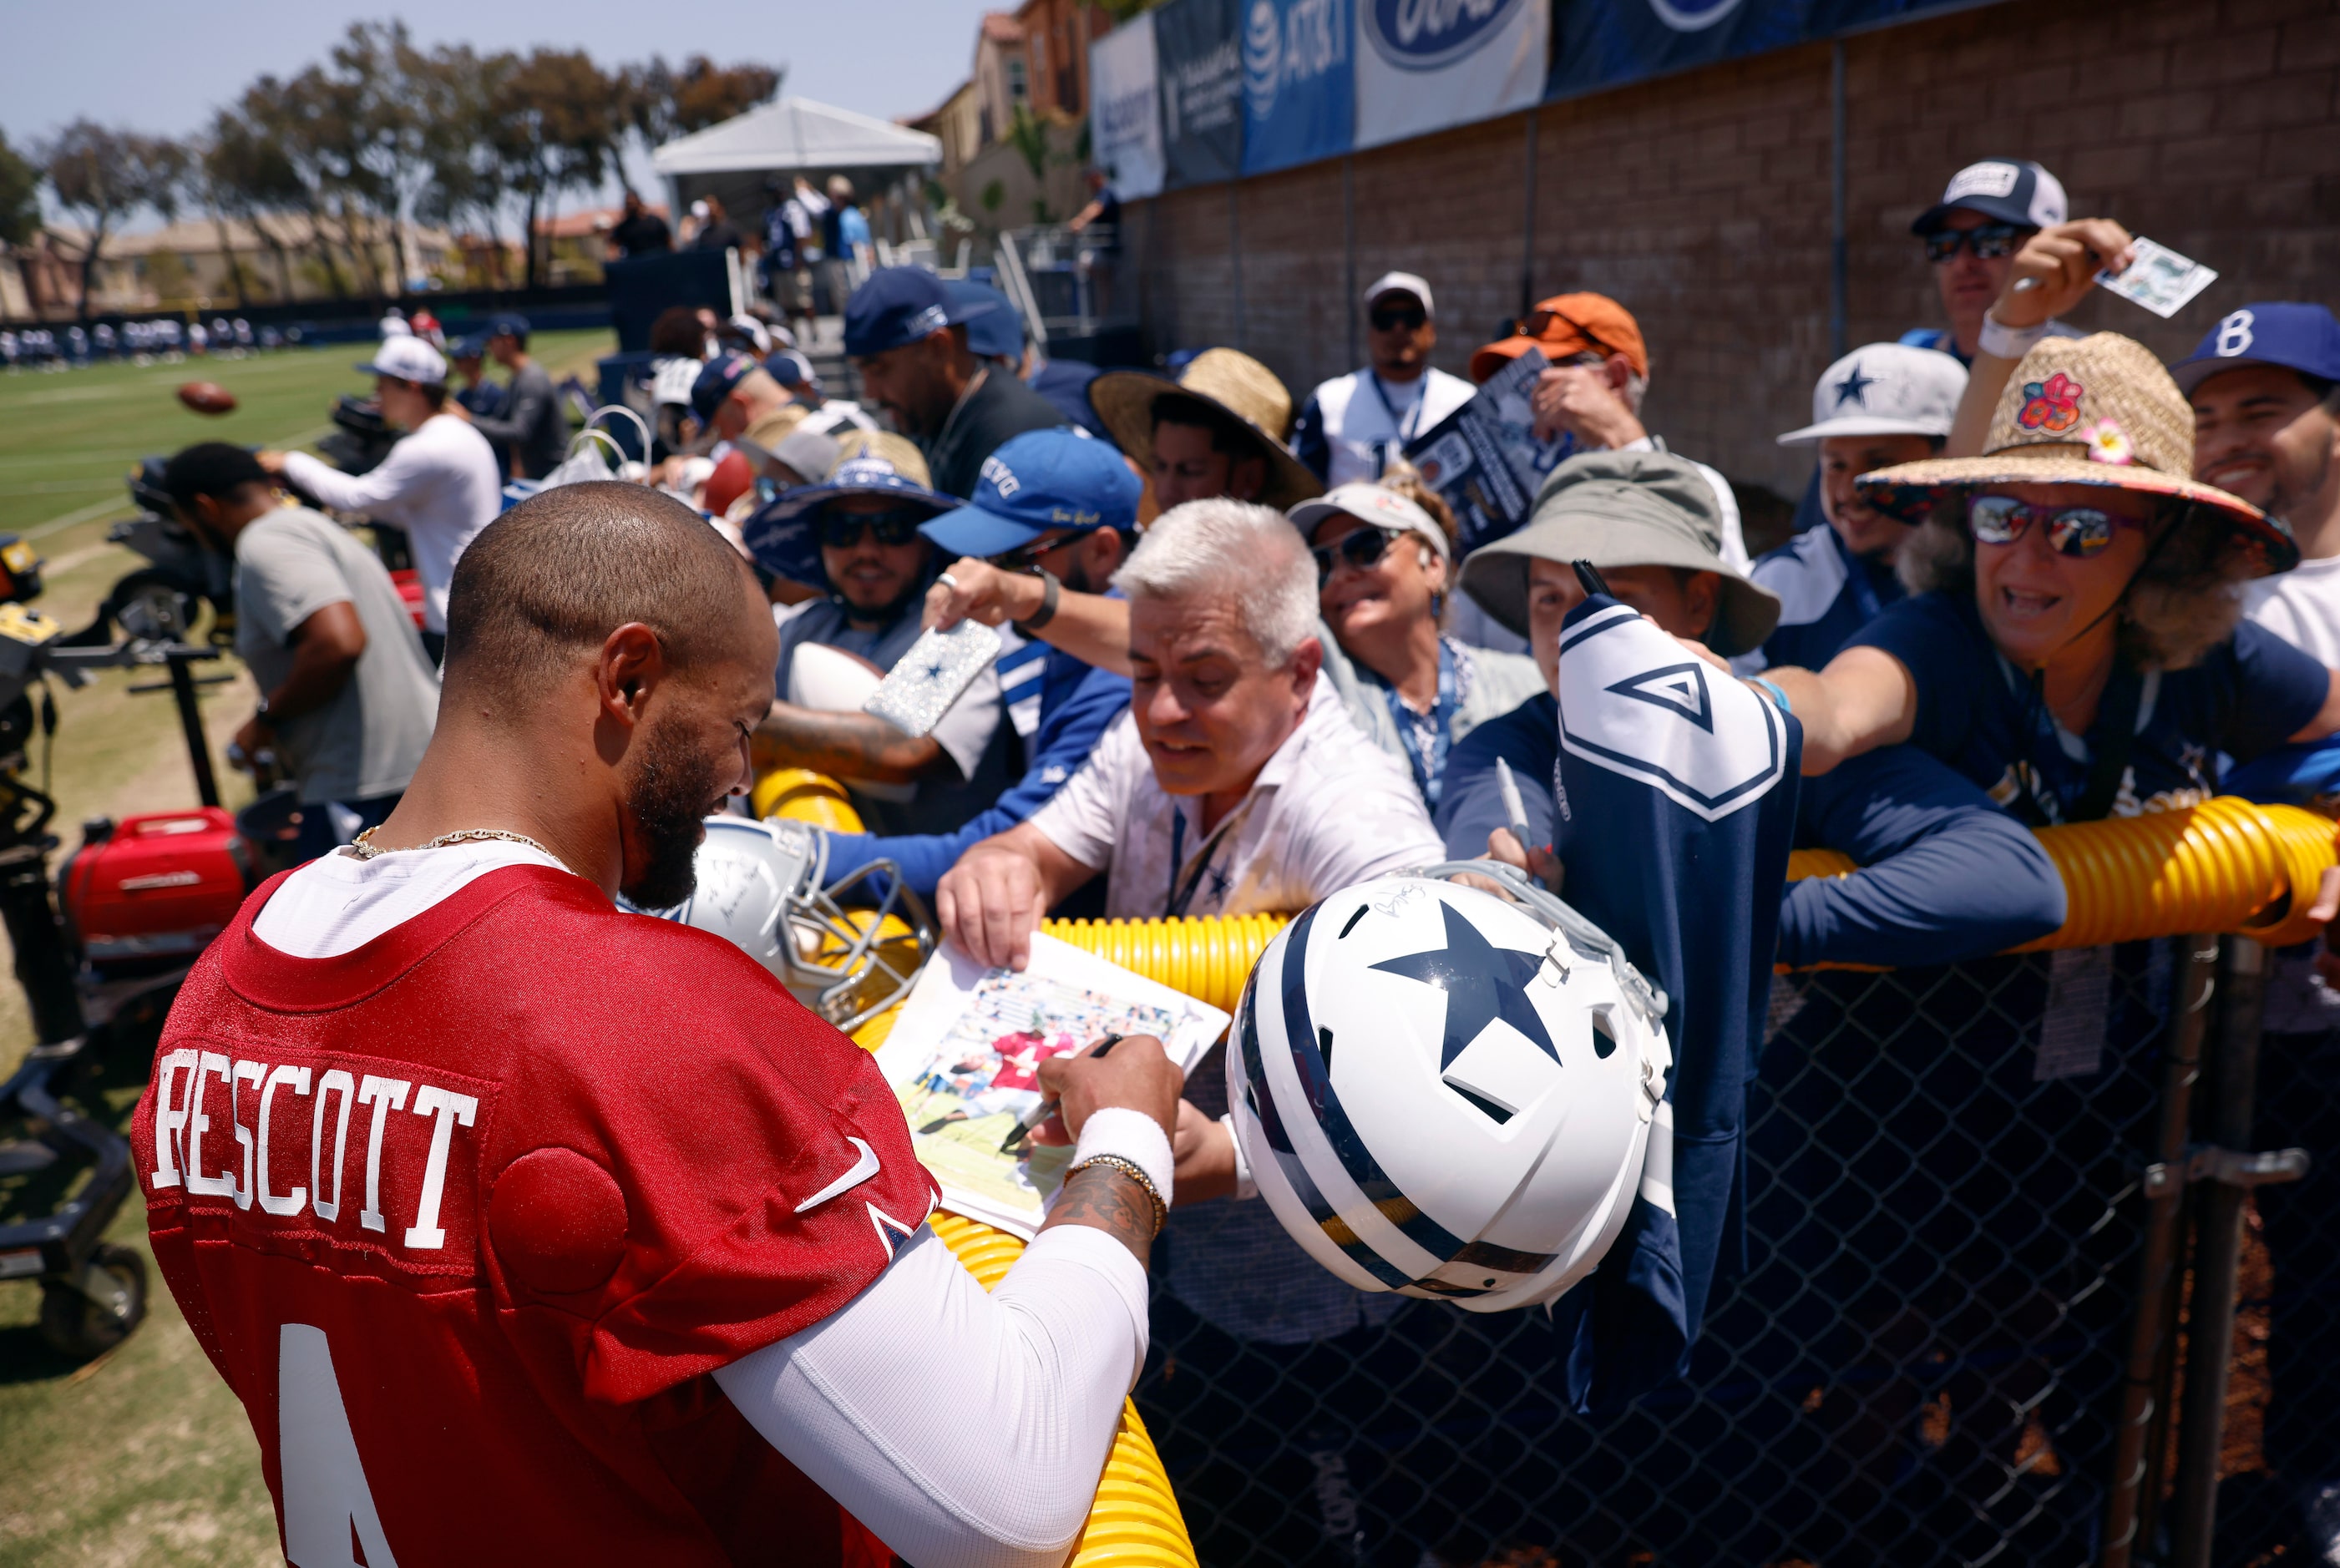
[596, 623, 668, 722]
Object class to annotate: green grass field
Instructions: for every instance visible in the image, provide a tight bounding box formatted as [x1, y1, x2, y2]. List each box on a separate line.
[0, 329, 614, 1565]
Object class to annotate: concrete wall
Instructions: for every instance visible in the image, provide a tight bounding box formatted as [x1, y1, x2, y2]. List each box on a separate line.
[1119, 0, 2340, 505]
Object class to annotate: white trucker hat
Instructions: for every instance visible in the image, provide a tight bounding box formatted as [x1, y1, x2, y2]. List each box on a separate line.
[1362, 271, 1435, 318]
[354, 334, 448, 387]
[1289, 480, 1451, 564]
[1777, 343, 1968, 446]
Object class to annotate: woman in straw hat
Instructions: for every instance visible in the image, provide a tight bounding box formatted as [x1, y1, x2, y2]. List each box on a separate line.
[1761, 331, 2340, 827]
[1087, 347, 1325, 512]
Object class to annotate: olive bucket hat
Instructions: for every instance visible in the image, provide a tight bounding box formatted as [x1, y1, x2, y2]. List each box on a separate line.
[1855, 331, 2296, 574]
[1458, 449, 1781, 658]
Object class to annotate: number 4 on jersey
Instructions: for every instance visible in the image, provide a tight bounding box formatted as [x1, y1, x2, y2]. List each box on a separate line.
[279, 1324, 400, 1567]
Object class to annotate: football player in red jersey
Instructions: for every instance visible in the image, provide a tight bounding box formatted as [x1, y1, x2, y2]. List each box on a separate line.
[136, 481, 1183, 1568]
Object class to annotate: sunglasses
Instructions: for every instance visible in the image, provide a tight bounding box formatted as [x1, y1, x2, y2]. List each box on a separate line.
[1369, 305, 1427, 333]
[987, 530, 1083, 572]
[1311, 525, 1406, 585]
[819, 508, 928, 549]
[1922, 223, 2026, 263]
[1512, 306, 1622, 363]
[1968, 495, 2140, 558]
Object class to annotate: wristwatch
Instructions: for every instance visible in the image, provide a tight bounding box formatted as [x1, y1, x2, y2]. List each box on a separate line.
[1012, 568, 1061, 634]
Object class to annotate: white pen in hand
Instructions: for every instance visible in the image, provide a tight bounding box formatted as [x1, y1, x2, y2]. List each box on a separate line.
[1496, 756, 1535, 850]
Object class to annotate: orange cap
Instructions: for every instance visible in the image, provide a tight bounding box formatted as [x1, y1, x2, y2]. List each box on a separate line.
[1468, 292, 1649, 384]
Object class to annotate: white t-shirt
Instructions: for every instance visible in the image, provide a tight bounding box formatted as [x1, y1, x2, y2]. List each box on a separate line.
[249, 842, 1148, 1568]
[2246, 555, 2340, 669]
[281, 412, 503, 632]
[1029, 673, 1447, 918]
[1302, 367, 1477, 488]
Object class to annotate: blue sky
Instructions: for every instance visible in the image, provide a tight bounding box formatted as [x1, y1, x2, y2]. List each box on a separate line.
[4, 1, 1000, 201]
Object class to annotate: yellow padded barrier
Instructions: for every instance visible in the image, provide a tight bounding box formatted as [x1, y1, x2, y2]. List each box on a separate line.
[1043, 914, 1291, 1015]
[754, 766, 865, 832]
[847, 1009, 1198, 1568]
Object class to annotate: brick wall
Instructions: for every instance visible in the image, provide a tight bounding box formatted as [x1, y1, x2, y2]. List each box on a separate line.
[1120, 0, 2340, 509]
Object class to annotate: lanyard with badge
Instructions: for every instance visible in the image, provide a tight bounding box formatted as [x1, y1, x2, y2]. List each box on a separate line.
[1383, 639, 1461, 807]
[1365, 375, 1427, 478]
[1162, 796, 1259, 918]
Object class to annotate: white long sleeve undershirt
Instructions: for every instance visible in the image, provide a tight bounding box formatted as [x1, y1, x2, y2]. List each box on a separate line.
[254, 847, 1153, 1568]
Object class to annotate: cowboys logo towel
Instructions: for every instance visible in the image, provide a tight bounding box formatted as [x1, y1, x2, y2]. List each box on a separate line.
[1547, 596, 1799, 1409]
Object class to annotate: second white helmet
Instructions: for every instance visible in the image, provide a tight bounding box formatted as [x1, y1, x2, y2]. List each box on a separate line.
[1227, 864, 1672, 1313]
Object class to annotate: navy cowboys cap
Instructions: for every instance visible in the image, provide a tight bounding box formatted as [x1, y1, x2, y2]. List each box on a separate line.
[2169, 303, 2340, 396]
[690, 352, 757, 422]
[844, 267, 963, 358]
[919, 427, 1134, 559]
[1911, 159, 2068, 235]
[945, 280, 1026, 362]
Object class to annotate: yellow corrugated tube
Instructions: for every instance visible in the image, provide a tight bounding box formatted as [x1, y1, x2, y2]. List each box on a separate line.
[753, 766, 865, 832]
[1044, 913, 1292, 1015]
[1783, 797, 2338, 953]
[846, 1008, 1199, 1568]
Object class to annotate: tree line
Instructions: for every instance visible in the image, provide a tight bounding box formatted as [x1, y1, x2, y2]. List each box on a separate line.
[0, 21, 779, 316]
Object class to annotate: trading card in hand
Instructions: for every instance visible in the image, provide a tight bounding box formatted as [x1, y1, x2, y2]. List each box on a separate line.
[2095, 237, 2218, 320]
[864, 620, 1001, 737]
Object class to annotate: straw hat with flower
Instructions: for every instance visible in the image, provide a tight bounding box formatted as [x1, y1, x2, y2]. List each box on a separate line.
[1856, 332, 2297, 574]
[1089, 348, 1325, 512]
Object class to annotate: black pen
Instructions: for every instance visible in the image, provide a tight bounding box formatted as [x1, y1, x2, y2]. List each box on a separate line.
[999, 1033, 1124, 1152]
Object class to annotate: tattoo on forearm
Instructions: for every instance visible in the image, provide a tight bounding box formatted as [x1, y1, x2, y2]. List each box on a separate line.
[753, 706, 941, 784]
[1042, 1165, 1155, 1267]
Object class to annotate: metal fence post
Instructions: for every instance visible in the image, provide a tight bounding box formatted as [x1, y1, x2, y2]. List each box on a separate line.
[2169, 936, 2269, 1567]
[2102, 936, 2219, 1568]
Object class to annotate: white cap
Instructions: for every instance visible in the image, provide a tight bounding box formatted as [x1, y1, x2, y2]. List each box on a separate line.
[1776, 343, 1968, 445]
[353, 334, 448, 387]
[1362, 271, 1435, 318]
[1289, 481, 1451, 564]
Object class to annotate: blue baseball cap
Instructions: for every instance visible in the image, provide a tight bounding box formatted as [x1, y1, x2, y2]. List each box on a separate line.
[447, 332, 489, 361]
[945, 280, 1024, 362]
[2170, 303, 2340, 395]
[740, 452, 956, 585]
[920, 428, 1137, 559]
[690, 352, 758, 423]
[844, 267, 968, 358]
[484, 311, 530, 341]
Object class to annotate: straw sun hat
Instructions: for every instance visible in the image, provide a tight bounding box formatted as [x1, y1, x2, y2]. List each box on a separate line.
[1855, 332, 2297, 574]
[1088, 348, 1325, 511]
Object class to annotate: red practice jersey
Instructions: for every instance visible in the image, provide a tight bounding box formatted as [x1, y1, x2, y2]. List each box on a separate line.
[134, 865, 938, 1566]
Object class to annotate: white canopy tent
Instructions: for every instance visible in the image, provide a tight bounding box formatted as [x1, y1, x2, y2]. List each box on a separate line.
[653, 96, 941, 224]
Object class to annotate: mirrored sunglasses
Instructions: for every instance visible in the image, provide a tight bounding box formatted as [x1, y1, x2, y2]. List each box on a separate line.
[1922, 223, 2025, 263]
[1968, 494, 2136, 558]
[1310, 525, 1406, 585]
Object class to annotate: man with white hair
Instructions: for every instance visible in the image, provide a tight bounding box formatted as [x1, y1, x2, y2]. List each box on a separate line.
[937, 498, 1443, 966]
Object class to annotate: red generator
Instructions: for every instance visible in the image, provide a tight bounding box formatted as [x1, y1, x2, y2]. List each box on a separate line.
[58, 807, 250, 977]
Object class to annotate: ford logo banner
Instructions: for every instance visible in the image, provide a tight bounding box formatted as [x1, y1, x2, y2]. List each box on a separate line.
[1364, 0, 1527, 70]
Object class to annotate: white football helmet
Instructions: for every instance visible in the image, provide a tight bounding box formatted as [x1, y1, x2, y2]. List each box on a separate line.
[642, 815, 934, 1031]
[1226, 862, 1672, 1313]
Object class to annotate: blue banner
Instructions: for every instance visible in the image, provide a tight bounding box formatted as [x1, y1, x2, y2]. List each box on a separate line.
[1547, 0, 1983, 100]
[1241, 0, 1356, 176]
[1158, 0, 1247, 189]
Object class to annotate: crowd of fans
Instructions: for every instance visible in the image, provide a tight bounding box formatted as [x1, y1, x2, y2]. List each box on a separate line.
[2, 312, 289, 367]
[148, 149, 2340, 1560]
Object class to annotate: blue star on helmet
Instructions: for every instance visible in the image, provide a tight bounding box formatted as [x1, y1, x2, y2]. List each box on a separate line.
[1370, 899, 1558, 1070]
[1832, 361, 1875, 407]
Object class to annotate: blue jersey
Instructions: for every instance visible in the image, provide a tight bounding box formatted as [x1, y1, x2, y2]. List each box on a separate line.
[829, 645, 1131, 895]
[1849, 591, 2330, 825]
[1441, 694, 2064, 974]
[1532, 598, 1801, 1405]
[1745, 520, 1904, 674]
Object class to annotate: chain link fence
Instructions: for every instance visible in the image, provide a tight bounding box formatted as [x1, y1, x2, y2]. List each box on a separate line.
[1131, 936, 2328, 1567]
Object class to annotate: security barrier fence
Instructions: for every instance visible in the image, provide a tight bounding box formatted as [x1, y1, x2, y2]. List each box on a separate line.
[807, 784, 2337, 1567]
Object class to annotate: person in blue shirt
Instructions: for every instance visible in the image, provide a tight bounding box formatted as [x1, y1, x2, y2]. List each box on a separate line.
[1745, 345, 1966, 675]
[819, 427, 1140, 898]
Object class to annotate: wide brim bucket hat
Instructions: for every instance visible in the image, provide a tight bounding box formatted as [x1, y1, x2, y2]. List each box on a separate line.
[1088, 347, 1324, 512]
[1459, 448, 1781, 658]
[1856, 332, 2296, 574]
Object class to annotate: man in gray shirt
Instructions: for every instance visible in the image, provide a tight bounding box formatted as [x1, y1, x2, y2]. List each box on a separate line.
[471, 313, 570, 479]
[162, 444, 439, 862]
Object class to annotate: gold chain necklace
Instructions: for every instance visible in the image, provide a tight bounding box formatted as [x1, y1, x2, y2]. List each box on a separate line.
[347, 826, 564, 867]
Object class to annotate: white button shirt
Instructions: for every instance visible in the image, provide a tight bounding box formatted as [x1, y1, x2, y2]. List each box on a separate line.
[1028, 674, 1447, 919]
[281, 412, 503, 633]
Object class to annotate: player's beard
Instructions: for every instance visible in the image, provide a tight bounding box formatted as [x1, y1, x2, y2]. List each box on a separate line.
[620, 710, 731, 910]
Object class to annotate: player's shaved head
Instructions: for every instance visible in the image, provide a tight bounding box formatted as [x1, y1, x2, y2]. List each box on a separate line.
[442, 481, 761, 706]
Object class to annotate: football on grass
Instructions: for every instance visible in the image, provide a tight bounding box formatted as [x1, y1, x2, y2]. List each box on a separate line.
[177, 381, 236, 415]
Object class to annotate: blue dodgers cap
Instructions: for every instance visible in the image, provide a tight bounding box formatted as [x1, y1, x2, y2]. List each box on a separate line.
[484, 311, 530, 340]
[2170, 303, 2340, 395]
[690, 352, 757, 422]
[740, 452, 958, 584]
[945, 280, 1024, 362]
[919, 427, 1137, 559]
[844, 267, 959, 357]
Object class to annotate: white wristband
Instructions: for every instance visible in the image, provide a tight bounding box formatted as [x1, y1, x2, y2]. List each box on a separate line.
[1071, 1106, 1175, 1211]
[1978, 312, 2049, 362]
[1219, 1112, 1257, 1201]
